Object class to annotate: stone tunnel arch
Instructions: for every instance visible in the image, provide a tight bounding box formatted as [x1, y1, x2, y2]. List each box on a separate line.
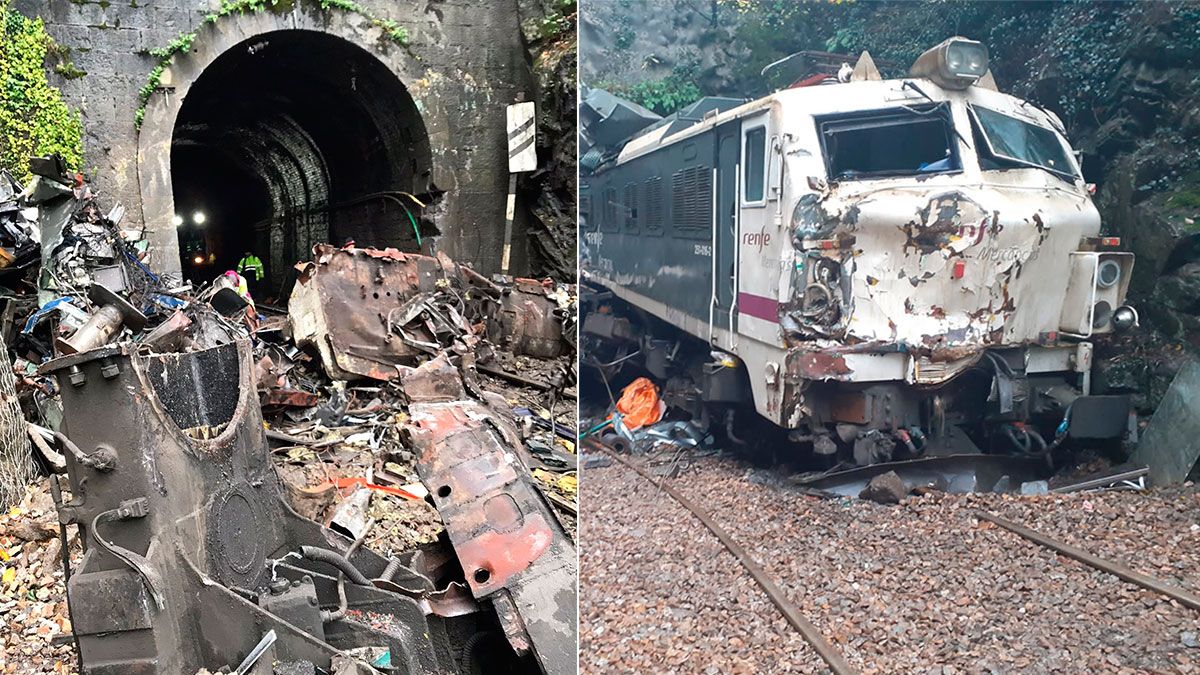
[137, 10, 439, 295]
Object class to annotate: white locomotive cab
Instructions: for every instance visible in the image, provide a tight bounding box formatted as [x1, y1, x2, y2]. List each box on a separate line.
[722, 50, 1137, 451]
[583, 38, 1138, 462]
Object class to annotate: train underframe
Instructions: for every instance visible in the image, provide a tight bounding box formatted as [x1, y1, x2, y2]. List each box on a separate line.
[583, 286, 1134, 467]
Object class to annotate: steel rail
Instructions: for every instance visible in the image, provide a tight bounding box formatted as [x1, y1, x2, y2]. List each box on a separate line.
[585, 438, 857, 675]
[975, 510, 1200, 612]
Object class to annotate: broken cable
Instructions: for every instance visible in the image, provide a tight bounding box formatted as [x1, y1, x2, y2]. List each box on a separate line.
[50, 430, 116, 472]
[396, 200, 422, 247]
[90, 499, 166, 610]
[298, 545, 373, 586]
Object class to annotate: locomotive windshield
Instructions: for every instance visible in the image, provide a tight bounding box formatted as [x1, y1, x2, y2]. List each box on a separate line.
[817, 104, 959, 181]
[970, 104, 1079, 180]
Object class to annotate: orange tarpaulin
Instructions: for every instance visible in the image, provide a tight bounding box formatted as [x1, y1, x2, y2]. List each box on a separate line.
[614, 377, 665, 430]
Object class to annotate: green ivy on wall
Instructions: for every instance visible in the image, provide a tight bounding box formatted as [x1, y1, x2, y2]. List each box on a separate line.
[136, 0, 411, 127]
[0, 0, 84, 182]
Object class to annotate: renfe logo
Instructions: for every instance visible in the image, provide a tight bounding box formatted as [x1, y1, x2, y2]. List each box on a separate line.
[956, 217, 995, 247]
[743, 231, 771, 250]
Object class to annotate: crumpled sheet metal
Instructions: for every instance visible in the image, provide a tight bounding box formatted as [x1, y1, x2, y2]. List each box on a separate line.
[400, 357, 578, 675]
[288, 244, 468, 381]
[290, 245, 570, 382]
[782, 177, 1100, 370]
[502, 278, 566, 359]
[25, 175, 78, 305]
[38, 340, 443, 673]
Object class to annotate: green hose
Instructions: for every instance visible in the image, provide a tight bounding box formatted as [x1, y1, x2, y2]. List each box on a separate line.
[579, 418, 613, 440]
[397, 201, 421, 246]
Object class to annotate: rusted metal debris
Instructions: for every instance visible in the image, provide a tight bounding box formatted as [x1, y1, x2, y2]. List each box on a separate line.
[3, 159, 578, 673]
[261, 388, 321, 409]
[2, 187, 576, 671]
[289, 245, 488, 381]
[400, 354, 578, 674]
[289, 244, 573, 382]
[39, 337, 575, 674]
[502, 278, 570, 359]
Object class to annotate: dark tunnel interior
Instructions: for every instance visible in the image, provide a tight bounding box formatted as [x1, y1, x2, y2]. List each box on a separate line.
[171, 30, 435, 297]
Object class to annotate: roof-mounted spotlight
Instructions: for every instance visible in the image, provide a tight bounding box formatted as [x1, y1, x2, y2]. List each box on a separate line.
[910, 37, 989, 90]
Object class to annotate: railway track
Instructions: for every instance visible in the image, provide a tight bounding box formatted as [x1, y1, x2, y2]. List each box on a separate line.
[583, 436, 1200, 673]
[583, 437, 856, 674]
[973, 510, 1200, 612]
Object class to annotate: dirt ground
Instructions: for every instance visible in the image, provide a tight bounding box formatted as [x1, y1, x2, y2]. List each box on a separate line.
[0, 483, 77, 674]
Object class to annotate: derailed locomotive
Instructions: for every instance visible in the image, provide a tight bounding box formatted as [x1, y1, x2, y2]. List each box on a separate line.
[581, 38, 1138, 465]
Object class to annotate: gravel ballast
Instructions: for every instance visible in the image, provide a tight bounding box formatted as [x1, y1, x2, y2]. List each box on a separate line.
[579, 461, 828, 674]
[581, 454, 1200, 674]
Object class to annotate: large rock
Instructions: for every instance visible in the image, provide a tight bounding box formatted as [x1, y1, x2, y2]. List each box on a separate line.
[1154, 261, 1200, 311]
[860, 471, 909, 504]
[1133, 261, 1200, 346]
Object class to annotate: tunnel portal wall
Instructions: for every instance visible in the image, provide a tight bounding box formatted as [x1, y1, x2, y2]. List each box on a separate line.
[17, 0, 535, 277]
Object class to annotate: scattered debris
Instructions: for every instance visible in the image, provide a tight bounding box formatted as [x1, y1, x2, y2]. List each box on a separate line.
[0, 483, 79, 673]
[402, 357, 578, 675]
[580, 453, 611, 469]
[289, 244, 573, 382]
[794, 454, 1052, 497]
[0, 157, 578, 674]
[1019, 479, 1050, 496]
[1051, 466, 1150, 494]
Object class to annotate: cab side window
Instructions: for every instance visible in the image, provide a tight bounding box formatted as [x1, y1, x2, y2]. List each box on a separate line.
[743, 127, 766, 203]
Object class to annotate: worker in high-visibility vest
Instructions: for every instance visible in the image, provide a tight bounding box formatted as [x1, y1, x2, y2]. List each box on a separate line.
[237, 251, 264, 299]
[221, 270, 259, 330]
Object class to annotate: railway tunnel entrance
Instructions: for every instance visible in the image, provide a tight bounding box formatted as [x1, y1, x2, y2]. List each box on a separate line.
[169, 30, 433, 295]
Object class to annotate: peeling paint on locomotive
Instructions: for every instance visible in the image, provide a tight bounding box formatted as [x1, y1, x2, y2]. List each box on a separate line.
[782, 175, 1098, 358]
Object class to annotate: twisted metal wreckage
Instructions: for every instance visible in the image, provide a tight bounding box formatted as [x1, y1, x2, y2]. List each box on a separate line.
[1, 158, 578, 674]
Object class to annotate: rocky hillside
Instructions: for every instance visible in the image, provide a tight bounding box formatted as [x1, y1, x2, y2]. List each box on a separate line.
[519, 0, 578, 282]
[582, 0, 1200, 412]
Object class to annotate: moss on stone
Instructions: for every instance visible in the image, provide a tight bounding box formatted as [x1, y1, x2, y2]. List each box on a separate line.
[53, 61, 87, 79]
[1166, 172, 1200, 214]
[136, 0, 412, 128]
[0, 0, 84, 181]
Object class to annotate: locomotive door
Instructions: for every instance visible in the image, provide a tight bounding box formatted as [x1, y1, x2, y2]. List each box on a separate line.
[713, 123, 740, 342]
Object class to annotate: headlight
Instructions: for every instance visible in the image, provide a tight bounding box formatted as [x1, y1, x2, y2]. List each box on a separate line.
[1092, 300, 1112, 329]
[947, 41, 987, 77]
[1097, 259, 1121, 288]
[910, 37, 990, 90]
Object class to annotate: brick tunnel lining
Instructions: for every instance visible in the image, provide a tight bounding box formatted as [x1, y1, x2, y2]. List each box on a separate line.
[170, 30, 434, 294]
